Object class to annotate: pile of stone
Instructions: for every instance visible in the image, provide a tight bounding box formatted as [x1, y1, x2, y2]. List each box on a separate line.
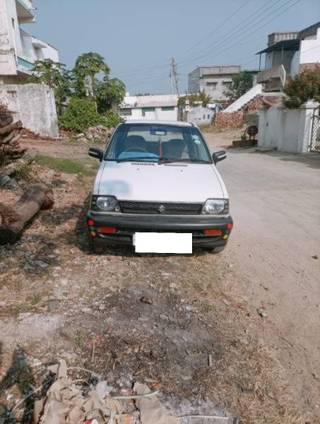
[86, 125, 113, 142]
[76, 126, 114, 144]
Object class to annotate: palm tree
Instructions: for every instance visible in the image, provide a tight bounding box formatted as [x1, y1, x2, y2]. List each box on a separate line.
[74, 52, 110, 99]
[198, 90, 212, 107]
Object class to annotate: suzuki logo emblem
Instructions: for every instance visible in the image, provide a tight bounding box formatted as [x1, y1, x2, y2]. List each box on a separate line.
[158, 205, 166, 214]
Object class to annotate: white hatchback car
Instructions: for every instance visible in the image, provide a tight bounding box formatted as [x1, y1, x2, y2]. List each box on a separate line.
[87, 121, 233, 253]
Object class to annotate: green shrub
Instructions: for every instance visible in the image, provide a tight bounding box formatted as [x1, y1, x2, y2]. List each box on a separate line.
[105, 110, 123, 128]
[59, 97, 107, 133]
[284, 65, 320, 109]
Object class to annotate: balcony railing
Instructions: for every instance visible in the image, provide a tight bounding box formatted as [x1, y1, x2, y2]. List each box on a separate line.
[257, 65, 287, 90]
[17, 56, 34, 73]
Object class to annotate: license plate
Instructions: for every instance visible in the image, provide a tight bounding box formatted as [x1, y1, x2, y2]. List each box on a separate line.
[133, 232, 192, 254]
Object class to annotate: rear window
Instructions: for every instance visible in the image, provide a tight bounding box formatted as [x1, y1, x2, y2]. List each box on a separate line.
[105, 124, 211, 163]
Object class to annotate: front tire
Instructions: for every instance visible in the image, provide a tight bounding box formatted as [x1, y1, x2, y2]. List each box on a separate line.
[88, 235, 105, 254]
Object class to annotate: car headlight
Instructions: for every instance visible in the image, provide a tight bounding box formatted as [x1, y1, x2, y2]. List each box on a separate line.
[202, 199, 229, 215]
[92, 195, 120, 212]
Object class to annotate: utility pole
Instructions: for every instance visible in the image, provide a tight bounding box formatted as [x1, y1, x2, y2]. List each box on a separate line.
[170, 57, 180, 97]
[169, 65, 174, 95]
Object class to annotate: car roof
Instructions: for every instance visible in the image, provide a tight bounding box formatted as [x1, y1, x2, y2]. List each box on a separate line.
[122, 120, 194, 128]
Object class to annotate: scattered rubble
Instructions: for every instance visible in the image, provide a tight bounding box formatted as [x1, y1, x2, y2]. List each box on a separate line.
[257, 308, 268, 318]
[3, 360, 236, 424]
[75, 126, 114, 144]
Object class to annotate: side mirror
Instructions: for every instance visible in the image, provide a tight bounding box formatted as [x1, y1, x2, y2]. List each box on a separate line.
[88, 147, 103, 161]
[212, 150, 227, 164]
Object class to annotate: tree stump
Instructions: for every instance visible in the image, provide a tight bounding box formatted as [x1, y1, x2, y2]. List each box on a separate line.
[0, 184, 54, 244]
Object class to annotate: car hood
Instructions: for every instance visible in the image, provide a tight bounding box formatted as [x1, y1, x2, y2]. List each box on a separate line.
[95, 161, 226, 202]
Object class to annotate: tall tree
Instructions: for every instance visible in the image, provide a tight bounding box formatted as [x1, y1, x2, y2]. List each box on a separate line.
[73, 52, 110, 100]
[178, 91, 212, 108]
[96, 77, 126, 114]
[226, 71, 254, 101]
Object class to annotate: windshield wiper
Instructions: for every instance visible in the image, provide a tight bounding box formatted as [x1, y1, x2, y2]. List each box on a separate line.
[116, 157, 158, 163]
[158, 158, 210, 164]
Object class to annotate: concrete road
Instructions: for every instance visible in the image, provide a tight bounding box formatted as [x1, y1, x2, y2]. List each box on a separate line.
[206, 131, 320, 410]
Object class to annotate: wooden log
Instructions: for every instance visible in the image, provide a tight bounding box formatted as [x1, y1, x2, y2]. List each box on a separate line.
[0, 151, 35, 177]
[0, 121, 23, 136]
[0, 184, 54, 244]
[0, 144, 27, 158]
[0, 129, 22, 145]
[0, 114, 13, 127]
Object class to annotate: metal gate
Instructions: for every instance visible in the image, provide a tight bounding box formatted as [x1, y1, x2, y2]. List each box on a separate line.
[309, 106, 320, 152]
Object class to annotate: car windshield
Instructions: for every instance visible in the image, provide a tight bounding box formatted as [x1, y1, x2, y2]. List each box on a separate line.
[105, 123, 212, 163]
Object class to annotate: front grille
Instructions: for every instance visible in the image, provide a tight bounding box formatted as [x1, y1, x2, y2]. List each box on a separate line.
[119, 201, 203, 215]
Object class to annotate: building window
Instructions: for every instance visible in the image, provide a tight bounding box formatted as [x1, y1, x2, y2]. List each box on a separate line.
[223, 81, 232, 88]
[161, 106, 175, 111]
[7, 90, 17, 98]
[206, 82, 217, 88]
[122, 109, 132, 116]
[11, 18, 15, 29]
[142, 107, 155, 116]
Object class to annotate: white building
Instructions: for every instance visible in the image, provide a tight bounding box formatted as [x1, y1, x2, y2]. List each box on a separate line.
[183, 104, 215, 126]
[257, 21, 320, 92]
[0, 0, 59, 83]
[120, 94, 179, 122]
[188, 66, 258, 103]
[256, 22, 320, 154]
[0, 0, 59, 137]
[292, 22, 320, 74]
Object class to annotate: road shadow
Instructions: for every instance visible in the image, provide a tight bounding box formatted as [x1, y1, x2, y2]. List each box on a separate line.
[0, 345, 35, 423]
[227, 147, 320, 170]
[0, 344, 55, 424]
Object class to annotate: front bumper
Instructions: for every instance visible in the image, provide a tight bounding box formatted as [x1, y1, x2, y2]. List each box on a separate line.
[87, 211, 233, 248]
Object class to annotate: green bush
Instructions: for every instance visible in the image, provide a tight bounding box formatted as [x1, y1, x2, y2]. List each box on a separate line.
[105, 110, 123, 128]
[284, 65, 320, 109]
[59, 97, 107, 133]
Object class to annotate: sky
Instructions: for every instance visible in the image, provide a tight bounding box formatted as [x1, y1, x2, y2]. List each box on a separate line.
[28, 0, 320, 95]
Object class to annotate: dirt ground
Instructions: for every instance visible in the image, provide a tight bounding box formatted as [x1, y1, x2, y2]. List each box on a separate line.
[0, 132, 319, 423]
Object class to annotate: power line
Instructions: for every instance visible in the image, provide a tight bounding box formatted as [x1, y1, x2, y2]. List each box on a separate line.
[179, 0, 301, 65]
[115, 0, 277, 79]
[182, 0, 256, 57]
[177, 0, 293, 67]
[119, 0, 303, 88]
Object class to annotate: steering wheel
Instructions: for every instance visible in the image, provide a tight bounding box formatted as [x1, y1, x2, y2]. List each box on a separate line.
[123, 147, 149, 153]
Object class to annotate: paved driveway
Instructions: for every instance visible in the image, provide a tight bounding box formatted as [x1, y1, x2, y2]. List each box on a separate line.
[206, 132, 320, 410]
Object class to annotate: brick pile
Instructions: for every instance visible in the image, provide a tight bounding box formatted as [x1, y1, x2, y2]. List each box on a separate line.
[215, 94, 283, 129]
[215, 111, 245, 129]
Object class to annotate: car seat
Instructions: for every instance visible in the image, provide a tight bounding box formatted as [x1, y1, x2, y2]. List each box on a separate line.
[162, 139, 187, 160]
[116, 135, 146, 156]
